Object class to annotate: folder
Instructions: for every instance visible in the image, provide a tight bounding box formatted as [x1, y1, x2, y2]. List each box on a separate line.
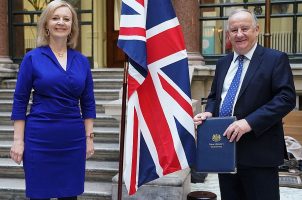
[195, 116, 236, 173]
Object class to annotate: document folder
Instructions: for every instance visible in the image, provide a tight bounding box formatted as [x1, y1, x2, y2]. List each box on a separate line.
[195, 117, 236, 173]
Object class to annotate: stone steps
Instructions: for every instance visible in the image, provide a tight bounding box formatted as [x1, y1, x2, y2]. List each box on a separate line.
[0, 89, 16, 100]
[0, 78, 123, 90]
[0, 178, 112, 200]
[94, 89, 120, 101]
[0, 79, 16, 89]
[0, 112, 119, 127]
[0, 125, 119, 143]
[0, 99, 111, 113]
[0, 113, 13, 126]
[85, 160, 119, 181]
[0, 89, 120, 101]
[0, 141, 119, 162]
[0, 158, 118, 182]
[0, 68, 123, 199]
[94, 79, 123, 90]
[0, 100, 29, 113]
[0, 64, 18, 82]
[91, 68, 123, 79]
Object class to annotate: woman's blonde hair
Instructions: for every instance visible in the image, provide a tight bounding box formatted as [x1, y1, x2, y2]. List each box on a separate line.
[36, 0, 79, 48]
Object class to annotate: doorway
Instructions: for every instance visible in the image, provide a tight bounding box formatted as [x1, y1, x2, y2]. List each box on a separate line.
[106, 0, 125, 67]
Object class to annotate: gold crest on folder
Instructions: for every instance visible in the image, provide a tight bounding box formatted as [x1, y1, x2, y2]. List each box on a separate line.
[212, 134, 221, 142]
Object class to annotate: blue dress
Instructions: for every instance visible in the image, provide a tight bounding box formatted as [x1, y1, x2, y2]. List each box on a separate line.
[11, 46, 96, 198]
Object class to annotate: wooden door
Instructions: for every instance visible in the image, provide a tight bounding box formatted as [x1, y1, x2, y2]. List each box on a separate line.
[106, 0, 125, 67]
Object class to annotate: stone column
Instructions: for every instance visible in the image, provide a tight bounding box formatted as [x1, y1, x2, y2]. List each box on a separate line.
[172, 0, 204, 66]
[0, 0, 12, 64]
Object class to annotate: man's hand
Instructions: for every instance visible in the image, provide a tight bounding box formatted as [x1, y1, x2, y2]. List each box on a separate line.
[193, 112, 213, 126]
[223, 119, 252, 142]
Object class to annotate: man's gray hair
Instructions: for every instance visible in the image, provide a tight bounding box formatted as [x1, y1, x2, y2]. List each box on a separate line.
[226, 8, 258, 30]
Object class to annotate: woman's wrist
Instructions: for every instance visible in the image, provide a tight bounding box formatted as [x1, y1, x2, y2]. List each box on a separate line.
[13, 138, 24, 142]
[86, 132, 94, 139]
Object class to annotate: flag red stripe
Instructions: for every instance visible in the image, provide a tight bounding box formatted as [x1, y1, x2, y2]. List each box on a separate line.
[136, 0, 144, 6]
[159, 74, 193, 117]
[137, 75, 181, 174]
[128, 75, 141, 99]
[120, 27, 146, 37]
[129, 108, 139, 195]
[147, 25, 185, 64]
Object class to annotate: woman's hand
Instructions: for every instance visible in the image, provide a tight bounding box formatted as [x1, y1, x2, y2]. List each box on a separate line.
[10, 140, 24, 165]
[84, 119, 94, 159]
[86, 137, 94, 159]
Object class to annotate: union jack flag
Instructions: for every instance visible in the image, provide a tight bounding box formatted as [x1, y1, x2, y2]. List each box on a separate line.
[118, 0, 196, 195]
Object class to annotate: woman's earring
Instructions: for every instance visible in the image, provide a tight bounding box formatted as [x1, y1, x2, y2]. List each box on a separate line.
[46, 29, 50, 36]
[67, 33, 72, 42]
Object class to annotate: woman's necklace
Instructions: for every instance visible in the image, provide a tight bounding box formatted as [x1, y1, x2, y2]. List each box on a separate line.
[51, 47, 66, 58]
[54, 50, 65, 57]
[56, 52, 64, 57]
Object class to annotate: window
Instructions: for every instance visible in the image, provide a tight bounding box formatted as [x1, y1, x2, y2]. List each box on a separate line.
[8, 0, 94, 65]
[199, 0, 302, 63]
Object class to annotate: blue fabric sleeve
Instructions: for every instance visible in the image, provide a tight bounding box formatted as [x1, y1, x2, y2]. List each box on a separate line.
[80, 57, 96, 119]
[11, 54, 33, 120]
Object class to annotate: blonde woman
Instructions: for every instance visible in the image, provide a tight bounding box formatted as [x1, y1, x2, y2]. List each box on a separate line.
[10, 1, 96, 199]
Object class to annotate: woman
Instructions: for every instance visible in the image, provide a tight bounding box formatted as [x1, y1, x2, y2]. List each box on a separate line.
[10, 0, 96, 199]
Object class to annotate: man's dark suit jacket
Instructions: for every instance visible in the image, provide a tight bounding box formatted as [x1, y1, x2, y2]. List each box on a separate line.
[205, 44, 296, 167]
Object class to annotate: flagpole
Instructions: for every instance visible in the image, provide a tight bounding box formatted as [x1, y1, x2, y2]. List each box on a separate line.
[117, 55, 129, 200]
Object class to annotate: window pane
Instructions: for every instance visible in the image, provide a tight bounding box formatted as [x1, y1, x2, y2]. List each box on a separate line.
[271, 18, 293, 53]
[272, 4, 292, 14]
[81, 25, 92, 57]
[297, 17, 302, 53]
[201, 20, 227, 54]
[23, 0, 48, 11]
[200, 7, 220, 18]
[81, 13, 92, 21]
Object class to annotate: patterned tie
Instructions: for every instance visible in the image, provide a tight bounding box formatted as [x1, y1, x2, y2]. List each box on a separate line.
[219, 55, 245, 117]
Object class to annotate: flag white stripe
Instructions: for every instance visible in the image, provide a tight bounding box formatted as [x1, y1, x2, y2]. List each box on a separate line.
[124, 92, 164, 192]
[123, 0, 145, 15]
[136, 102, 164, 177]
[165, 91, 195, 138]
[148, 50, 192, 104]
[146, 17, 179, 39]
[157, 69, 192, 106]
[164, 92, 195, 166]
[119, 35, 146, 42]
[135, 110, 141, 193]
[120, 15, 145, 29]
[123, 95, 136, 192]
[148, 50, 188, 69]
[129, 64, 145, 85]
[148, 70, 190, 168]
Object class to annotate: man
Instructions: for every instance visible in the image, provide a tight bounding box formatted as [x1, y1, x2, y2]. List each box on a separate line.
[194, 9, 296, 200]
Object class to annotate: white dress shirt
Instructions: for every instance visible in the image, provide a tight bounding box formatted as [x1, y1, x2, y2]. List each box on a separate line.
[220, 43, 258, 115]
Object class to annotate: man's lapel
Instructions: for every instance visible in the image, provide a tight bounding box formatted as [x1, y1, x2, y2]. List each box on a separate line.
[237, 45, 265, 99]
[217, 53, 234, 98]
